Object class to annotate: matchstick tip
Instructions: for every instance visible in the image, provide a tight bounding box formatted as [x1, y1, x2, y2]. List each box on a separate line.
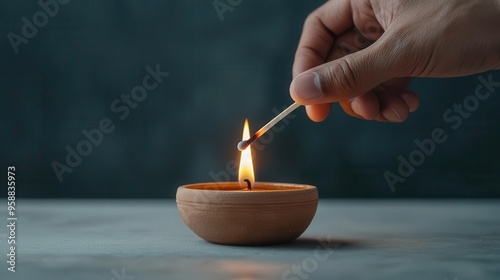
[237, 141, 248, 151]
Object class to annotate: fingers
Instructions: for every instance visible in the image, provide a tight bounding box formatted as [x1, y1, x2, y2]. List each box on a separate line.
[368, 80, 419, 122]
[293, 0, 386, 78]
[291, 35, 398, 104]
[329, 29, 372, 59]
[297, 27, 410, 122]
[320, 28, 375, 120]
[293, 0, 354, 77]
[351, 0, 385, 42]
[340, 83, 419, 122]
[374, 91, 410, 122]
[291, 0, 419, 123]
[296, 26, 419, 122]
[305, 103, 332, 122]
[339, 91, 380, 120]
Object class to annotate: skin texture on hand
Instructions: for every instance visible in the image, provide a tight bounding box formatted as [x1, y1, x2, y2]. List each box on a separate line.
[290, 0, 500, 122]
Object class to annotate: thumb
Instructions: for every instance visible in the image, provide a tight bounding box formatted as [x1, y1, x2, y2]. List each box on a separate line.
[290, 42, 396, 104]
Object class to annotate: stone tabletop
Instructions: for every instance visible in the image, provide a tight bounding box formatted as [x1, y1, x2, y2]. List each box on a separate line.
[1, 199, 499, 280]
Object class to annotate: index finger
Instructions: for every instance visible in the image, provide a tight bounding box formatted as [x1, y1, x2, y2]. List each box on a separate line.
[293, 0, 355, 78]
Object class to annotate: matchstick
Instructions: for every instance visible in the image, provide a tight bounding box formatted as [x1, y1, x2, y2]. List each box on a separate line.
[237, 102, 301, 151]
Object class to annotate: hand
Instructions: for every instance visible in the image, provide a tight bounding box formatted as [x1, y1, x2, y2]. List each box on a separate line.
[290, 0, 500, 122]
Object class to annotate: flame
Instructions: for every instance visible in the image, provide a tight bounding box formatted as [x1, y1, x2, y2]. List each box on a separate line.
[239, 119, 255, 189]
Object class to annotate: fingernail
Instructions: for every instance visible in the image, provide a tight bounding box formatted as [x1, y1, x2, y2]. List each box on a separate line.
[351, 99, 362, 117]
[382, 106, 403, 122]
[291, 72, 323, 102]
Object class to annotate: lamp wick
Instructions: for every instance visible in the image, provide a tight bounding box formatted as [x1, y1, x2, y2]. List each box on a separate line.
[244, 179, 252, 190]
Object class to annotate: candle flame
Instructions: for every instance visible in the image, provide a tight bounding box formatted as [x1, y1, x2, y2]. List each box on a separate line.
[239, 119, 255, 189]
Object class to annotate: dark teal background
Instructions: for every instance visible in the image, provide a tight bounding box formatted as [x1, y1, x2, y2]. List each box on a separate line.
[1, 0, 499, 198]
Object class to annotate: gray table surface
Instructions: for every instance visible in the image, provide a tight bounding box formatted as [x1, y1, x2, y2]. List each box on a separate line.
[0, 199, 499, 280]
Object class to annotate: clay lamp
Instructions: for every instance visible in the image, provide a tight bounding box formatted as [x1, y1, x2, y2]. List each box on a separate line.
[177, 118, 318, 246]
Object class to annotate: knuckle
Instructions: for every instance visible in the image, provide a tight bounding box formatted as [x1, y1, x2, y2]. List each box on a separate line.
[321, 58, 359, 101]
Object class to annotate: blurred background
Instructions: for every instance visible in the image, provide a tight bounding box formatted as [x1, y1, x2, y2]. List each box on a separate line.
[1, 0, 499, 198]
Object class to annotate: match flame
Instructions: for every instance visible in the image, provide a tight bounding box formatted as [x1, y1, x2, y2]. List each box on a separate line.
[239, 119, 255, 189]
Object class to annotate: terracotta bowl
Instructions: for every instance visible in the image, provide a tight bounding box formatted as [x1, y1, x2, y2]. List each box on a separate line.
[176, 182, 318, 246]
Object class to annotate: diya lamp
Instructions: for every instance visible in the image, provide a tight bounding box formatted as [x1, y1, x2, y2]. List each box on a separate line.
[176, 103, 318, 246]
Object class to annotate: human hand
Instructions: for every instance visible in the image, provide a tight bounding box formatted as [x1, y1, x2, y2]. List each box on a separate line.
[290, 0, 500, 122]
